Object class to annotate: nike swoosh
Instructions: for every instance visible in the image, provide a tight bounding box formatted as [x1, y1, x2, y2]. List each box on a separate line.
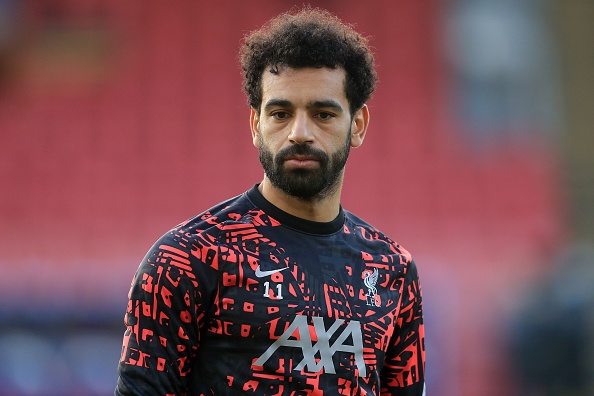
[255, 266, 289, 278]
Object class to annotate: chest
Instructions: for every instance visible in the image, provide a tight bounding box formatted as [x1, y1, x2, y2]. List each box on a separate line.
[207, 230, 406, 346]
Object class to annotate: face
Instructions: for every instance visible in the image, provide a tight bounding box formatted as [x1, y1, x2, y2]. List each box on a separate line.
[251, 67, 369, 201]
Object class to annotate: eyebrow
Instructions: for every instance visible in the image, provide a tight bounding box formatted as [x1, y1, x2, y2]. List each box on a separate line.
[263, 99, 292, 111]
[263, 98, 344, 113]
[307, 100, 344, 113]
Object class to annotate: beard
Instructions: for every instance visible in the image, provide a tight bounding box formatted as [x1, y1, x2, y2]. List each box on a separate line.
[258, 131, 352, 201]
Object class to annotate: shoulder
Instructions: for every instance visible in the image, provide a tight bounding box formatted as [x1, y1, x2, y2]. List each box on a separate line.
[139, 192, 246, 256]
[147, 190, 282, 264]
[343, 210, 413, 265]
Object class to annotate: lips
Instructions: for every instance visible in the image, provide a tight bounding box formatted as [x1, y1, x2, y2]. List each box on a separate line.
[283, 154, 321, 168]
[275, 145, 328, 169]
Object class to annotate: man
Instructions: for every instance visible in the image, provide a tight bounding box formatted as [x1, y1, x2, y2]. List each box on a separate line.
[116, 7, 425, 395]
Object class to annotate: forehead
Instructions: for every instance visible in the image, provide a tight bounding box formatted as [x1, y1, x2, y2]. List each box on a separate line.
[260, 67, 347, 105]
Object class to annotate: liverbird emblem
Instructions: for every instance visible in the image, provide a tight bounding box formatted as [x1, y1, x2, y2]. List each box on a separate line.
[363, 268, 380, 307]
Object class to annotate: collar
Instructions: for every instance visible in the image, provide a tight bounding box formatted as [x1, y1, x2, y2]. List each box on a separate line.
[246, 184, 345, 235]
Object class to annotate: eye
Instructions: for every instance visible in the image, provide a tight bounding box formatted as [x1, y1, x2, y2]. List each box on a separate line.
[271, 111, 290, 120]
[316, 112, 335, 120]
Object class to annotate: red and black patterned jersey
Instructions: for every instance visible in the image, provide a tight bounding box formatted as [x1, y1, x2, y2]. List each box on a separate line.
[116, 185, 425, 395]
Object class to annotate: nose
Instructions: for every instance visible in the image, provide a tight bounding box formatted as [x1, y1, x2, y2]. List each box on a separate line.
[288, 112, 314, 144]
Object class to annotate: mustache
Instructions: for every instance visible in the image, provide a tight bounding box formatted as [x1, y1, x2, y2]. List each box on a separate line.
[275, 144, 329, 164]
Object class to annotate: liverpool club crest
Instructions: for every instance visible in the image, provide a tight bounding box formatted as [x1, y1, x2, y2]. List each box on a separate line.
[363, 268, 380, 307]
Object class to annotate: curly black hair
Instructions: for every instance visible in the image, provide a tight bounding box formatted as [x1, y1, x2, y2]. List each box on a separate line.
[240, 7, 377, 115]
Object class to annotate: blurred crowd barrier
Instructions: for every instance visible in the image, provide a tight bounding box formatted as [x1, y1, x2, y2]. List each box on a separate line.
[507, 242, 594, 395]
[0, 323, 121, 395]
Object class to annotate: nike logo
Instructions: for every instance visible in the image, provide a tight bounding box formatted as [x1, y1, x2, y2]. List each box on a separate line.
[255, 266, 289, 278]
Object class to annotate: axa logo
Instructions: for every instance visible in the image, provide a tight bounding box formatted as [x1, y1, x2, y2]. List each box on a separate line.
[254, 315, 367, 377]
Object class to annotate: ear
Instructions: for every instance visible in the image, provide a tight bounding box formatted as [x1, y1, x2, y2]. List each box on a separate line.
[250, 107, 260, 148]
[350, 104, 370, 148]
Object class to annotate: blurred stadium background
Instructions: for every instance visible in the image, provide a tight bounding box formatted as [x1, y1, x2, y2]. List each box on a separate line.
[0, 0, 593, 395]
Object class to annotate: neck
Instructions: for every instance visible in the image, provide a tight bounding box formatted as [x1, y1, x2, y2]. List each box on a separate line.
[258, 177, 343, 222]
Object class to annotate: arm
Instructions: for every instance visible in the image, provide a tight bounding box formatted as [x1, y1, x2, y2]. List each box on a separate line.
[115, 235, 216, 395]
[380, 260, 426, 396]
